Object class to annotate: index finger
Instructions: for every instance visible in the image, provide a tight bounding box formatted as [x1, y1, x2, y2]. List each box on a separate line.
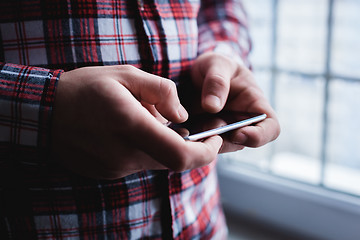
[126, 107, 224, 171]
[116, 65, 188, 123]
[231, 117, 280, 148]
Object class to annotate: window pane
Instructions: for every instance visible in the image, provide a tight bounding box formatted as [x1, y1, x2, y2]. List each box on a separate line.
[221, 145, 272, 171]
[324, 79, 360, 196]
[276, 0, 328, 73]
[331, 0, 360, 78]
[253, 69, 273, 101]
[271, 73, 325, 184]
[243, 0, 273, 67]
[233, 0, 360, 196]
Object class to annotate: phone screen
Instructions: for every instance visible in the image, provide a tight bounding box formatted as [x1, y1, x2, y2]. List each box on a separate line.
[168, 111, 266, 141]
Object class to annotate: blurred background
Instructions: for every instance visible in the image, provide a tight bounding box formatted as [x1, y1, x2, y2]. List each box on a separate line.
[217, 0, 360, 239]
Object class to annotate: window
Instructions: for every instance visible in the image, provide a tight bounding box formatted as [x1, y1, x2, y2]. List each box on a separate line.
[221, 0, 360, 195]
[218, 0, 360, 239]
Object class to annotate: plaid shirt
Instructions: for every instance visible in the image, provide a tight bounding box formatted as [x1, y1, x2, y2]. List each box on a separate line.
[0, 0, 250, 239]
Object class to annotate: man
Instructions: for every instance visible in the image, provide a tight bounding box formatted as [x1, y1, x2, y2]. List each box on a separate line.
[0, 0, 280, 239]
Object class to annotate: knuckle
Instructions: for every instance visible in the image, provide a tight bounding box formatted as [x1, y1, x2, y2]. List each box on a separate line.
[247, 129, 265, 148]
[247, 86, 264, 99]
[113, 65, 137, 84]
[208, 75, 228, 89]
[115, 65, 139, 81]
[159, 80, 178, 103]
[119, 64, 136, 72]
[160, 79, 177, 96]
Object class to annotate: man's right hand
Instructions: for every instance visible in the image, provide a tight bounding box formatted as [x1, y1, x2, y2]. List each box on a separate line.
[51, 65, 223, 179]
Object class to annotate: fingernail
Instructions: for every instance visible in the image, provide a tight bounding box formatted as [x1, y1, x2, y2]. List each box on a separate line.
[206, 95, 221, 110]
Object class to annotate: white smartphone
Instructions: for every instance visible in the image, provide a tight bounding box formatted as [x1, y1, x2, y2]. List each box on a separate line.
[169, 111, 267, 141]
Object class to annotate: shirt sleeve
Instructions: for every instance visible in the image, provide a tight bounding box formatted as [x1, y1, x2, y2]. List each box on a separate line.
[197, 0, 252, 67]
[0, 62, 62, 161]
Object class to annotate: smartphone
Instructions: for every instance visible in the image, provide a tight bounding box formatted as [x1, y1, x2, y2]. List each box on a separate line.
[169, 111, 267, 141]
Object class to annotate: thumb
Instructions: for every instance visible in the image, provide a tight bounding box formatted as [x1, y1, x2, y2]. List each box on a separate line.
[201, 64, 232, 113]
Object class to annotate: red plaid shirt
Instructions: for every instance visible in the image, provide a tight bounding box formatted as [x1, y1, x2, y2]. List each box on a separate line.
[0, 0, 250, 239]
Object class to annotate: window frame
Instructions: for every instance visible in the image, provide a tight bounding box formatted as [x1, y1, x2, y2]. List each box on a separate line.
[217, 161, 360, 240]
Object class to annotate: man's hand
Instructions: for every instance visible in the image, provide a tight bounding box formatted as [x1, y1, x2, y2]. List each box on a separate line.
[51, 65, 223, 179]
[191, 52, 280, 152]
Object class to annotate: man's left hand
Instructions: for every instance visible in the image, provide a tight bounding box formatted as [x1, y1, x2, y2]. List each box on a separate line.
[191, 52, 280, 152]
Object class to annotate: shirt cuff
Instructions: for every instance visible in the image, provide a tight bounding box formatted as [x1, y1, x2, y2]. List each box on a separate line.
[0, 63, 63, 161]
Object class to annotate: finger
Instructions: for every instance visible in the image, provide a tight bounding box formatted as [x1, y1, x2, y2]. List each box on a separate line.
[184, 135, 223, 169]
[145, 127, 223, 171]
[231, 118, 280, 148]
[128, 109, 223, 171]
[218, 132, 245, 153]
[141, 101, 169, 124]
[201, 64, 232, 113]
[202, 118, 227, 132]
[108, 68, 223, 171]
[173, 127, 190, 138]
[219, 141, 245, 153]
[118, 66, 188, 123]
